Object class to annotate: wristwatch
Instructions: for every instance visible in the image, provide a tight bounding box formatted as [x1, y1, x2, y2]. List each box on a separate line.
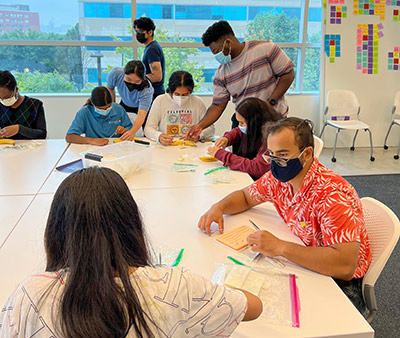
[268, 98, 278, 106]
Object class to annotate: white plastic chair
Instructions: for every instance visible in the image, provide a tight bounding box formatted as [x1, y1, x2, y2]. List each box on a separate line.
[313, 135, 324, 158]
[361, 197, 400, 323]
[383, 91, 400, 160]
[320, 90, 374, 163]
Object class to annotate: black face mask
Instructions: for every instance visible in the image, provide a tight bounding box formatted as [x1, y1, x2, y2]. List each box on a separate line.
[124, 81, 142, 91]
[136, 33, 147, 44]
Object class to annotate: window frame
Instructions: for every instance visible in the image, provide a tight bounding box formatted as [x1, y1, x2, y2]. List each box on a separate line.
[0, 0, 320, 93]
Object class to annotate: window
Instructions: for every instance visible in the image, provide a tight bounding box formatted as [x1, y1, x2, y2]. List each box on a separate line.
[0, 0, 321, 93]
[110, 4, 124, 18]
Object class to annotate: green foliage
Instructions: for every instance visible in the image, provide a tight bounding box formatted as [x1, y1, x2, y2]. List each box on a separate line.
[246, 11, 300, 43]
[246, 11, 320, 92]
[0, 26, 84, 90]
[15, 71, 76, 93]
[109, 25, 204, 91]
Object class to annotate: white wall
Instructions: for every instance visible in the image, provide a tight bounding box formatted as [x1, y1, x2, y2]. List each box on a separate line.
[38, 93, 397, 147]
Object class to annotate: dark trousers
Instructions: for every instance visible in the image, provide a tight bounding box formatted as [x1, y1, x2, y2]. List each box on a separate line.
[335, 278, 367, 316]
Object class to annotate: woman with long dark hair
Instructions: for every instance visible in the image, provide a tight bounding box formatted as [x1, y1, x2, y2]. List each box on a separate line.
[1, 167, 262, 337]
[107, 60, 154, 139]
[144, 70, 214, 145]
[207, 97, 281, 180]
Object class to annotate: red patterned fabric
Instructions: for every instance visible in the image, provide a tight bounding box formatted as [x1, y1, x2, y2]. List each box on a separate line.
[248, 158, 371, 278]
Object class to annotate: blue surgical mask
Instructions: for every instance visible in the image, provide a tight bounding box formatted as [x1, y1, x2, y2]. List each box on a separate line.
[270, 149, 306, 182]
[215, 40, 231, 65]
[95, 106, 112, 117]
[239, 126, 247, 134]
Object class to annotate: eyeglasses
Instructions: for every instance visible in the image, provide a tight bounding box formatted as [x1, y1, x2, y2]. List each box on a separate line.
[262, 148, 306, 167]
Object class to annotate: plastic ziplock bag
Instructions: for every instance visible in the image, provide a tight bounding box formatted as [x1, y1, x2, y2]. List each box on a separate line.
[204, 166, 235, 184]
[152, 246, 185, 267]
[171, 162, 198, 172]
[212, 263, 297, 327]
[0, 141, 43, 152]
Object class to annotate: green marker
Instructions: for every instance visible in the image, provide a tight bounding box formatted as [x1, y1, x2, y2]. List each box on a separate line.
[227, 256, 246, 266]
[171, 249, 184, 267]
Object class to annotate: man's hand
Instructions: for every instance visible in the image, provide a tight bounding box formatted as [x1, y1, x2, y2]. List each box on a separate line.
[185, 124, 203, 141]
[89, 138, 109, 146]
[0, 125, 19, 138]
[198, 204, 225, 236]
[214, 137, 228, 148]
[159, 133, 173, 145]
[247, 230, 283, 257]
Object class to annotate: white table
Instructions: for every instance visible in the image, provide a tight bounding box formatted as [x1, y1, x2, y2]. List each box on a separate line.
[39, 142, 252, 193]
[0, 140, 374, 337]
[0, 139, 69, 196]
[0, 187, 374, 338]
[0, 195, 35, 249]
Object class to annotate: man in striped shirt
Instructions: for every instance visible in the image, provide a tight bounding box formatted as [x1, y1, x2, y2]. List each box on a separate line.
[187, 20, 294, 141]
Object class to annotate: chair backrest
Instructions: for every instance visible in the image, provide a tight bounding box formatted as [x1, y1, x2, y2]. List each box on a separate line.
[361, 197, 400, 289]
[325, 90, 360, 118]
[393, 90, 400, 116]
[313, 135, 324, 158]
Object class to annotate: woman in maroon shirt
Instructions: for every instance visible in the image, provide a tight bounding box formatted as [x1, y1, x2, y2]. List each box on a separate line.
[207, 97, 280, 180]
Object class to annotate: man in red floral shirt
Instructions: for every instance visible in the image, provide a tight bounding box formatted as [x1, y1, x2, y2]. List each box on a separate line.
[198, 117, 371, 313]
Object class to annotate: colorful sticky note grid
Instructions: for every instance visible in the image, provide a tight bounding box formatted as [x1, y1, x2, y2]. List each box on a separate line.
[324, 34, 341, 63]
[388, 47, 400, 71]
[329, 0, 345, 3]
[353, 0, 386, 20]
[356, 24, 383, 74]
[329, 5, 348, 24]
[394, 9, 400, 20]
[386, 0, 400, 5]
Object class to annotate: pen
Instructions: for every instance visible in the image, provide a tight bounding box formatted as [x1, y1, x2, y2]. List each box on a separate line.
[171, 249, 184, 267]
[227, 256, 246, 266]
[249, 219, 261, 231]
[159, 253, 162, 265]
[248, 219, 285, 268]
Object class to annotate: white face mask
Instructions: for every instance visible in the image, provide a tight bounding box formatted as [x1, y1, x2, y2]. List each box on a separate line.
[1, 91, 18, 107]
[173, 95, 189, 107]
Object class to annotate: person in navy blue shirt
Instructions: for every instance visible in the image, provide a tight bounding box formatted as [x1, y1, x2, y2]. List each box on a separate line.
[66, 87, 133, 146]
[133, 17, 165, 101]
[0, 70, 46, 139]
[107, 60, 154, 140]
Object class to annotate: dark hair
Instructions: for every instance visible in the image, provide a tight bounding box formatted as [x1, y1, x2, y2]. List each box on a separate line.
[124, 60, 150, 90]
[265, 117, 315, 152]
[45, 167, 156, 338]
[202, 20, 235, 46]
[0, 70, 17, 91]
[85, 86, 112, 107]
[133, 17, 156, 35]
[167, 71, 194, 94]
[236, 98, 281, 159]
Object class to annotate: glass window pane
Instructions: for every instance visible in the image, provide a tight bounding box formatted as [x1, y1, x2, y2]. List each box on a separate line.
[136, 1, 301, 43]
[281, 48, 298, 92]
[308, 0, 322, 43]
[0, 1, 79, 39]
[0, 45, 135, 93]
[303, 47, 320, 91]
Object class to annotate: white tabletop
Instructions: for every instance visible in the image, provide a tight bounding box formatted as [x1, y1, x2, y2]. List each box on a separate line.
[0, 194, 35, 249]
[0, 139, 69, 196]
[0, 187, 374, 338]
[39, 142, 254, 194]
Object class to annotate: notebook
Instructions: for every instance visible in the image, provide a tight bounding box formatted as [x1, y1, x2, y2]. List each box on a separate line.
[216, 225, 255, 251]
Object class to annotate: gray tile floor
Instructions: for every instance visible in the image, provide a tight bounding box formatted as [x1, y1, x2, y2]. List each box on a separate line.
[319, 146, 400, 176]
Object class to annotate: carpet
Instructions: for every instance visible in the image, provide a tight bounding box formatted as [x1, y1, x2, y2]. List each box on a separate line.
[343, 174, 400, 338]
